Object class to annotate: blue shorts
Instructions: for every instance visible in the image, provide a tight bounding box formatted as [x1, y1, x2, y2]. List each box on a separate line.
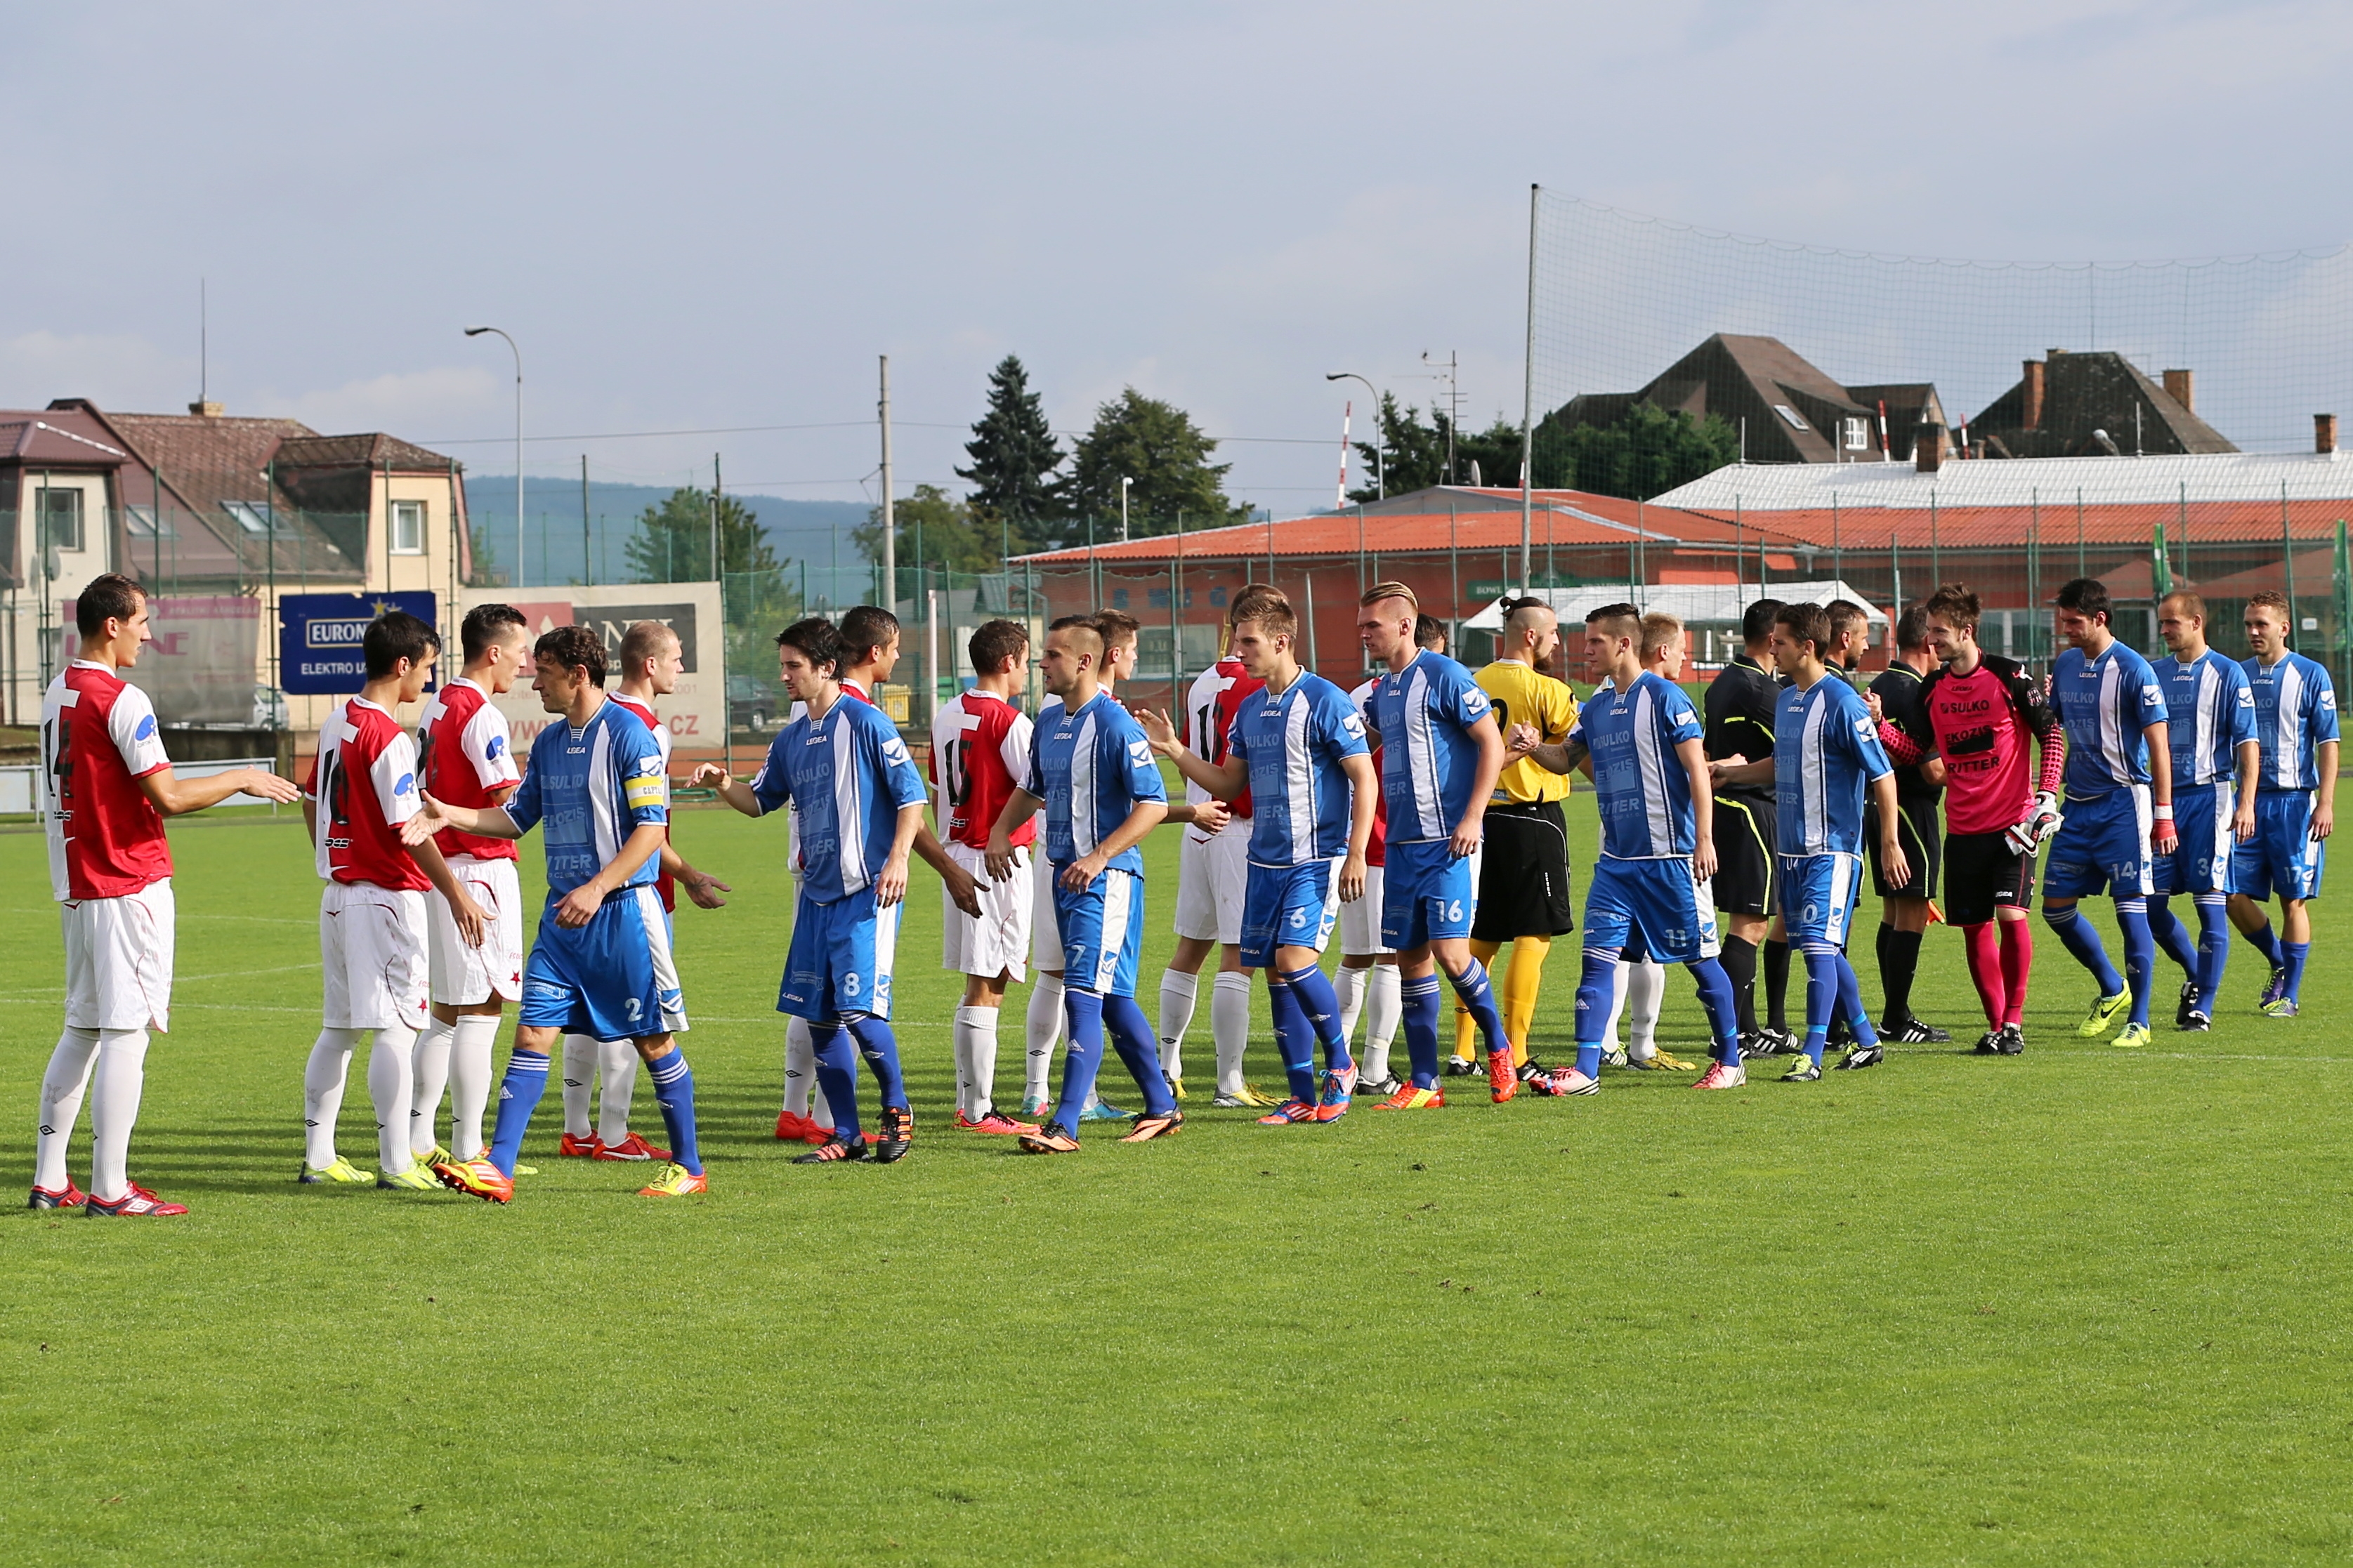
[520, 885, 664, 1039]
[1381, 838, 1476, 951]
[1778, 853, 1863, 948]
[2045, 786, 2153, 900]
[778, 884, 901, 1022]
[1582, 855, 1721, 965]
[1240, 858, 1341, 968]
[2153, 781, 2236, 897]
[2231, 791, 2326, 902]
[1054, 864, 1145, 997]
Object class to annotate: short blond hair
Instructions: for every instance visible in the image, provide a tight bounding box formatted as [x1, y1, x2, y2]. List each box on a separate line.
[1639, 612, 1684, 659]
[1360, 581, 1417, 612]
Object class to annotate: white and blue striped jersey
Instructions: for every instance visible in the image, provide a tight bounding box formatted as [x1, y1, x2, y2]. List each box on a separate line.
[2243, 651, 2340, 792]
[1773, 675, 1892, 857]
[1224, 671, 1370, 866]
[2052, 643, 2166, 798]
[1568, 671, 1704, 860]
[506, 697, 667, 899]
[1021, 690, 1167, 872]
[2154, 650, 2255, 787]
[1364, 651, 1494, 844]
[749, 693, 927, 903]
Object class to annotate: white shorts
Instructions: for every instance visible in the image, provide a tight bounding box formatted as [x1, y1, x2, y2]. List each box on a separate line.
[60, 879, 176, 1032]
[427, 855, 525, 1006]
[945, 841, 1033, 982]
[1174, 826, 1248, 944]
[1031, 848, 1065, 971]
[320, 881, 431, 1033]
[644, 893, 690, 1035]
[1340, 862, 1393, 956]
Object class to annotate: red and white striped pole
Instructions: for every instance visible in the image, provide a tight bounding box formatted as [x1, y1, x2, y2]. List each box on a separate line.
[1336, 400, 1352, 510]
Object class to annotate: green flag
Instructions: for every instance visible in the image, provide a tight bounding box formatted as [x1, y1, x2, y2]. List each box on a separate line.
[2151, 521, 2172, 598]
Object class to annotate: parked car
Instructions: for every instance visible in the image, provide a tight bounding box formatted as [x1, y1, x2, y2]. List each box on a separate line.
[728, 675, 782, 731]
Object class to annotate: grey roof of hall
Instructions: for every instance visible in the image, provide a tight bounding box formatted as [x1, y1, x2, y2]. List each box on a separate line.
[1650, 450, 2353, 513]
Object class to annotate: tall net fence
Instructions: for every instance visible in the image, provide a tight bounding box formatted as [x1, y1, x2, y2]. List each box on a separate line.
[1526, 190, 2353, 463]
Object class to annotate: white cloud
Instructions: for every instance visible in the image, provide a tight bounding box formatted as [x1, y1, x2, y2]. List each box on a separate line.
[254, 365, 503, 435]
[0, 331, 192, 412]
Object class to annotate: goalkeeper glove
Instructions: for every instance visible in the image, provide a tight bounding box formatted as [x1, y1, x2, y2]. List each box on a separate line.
[2005, 792, 2062, 857]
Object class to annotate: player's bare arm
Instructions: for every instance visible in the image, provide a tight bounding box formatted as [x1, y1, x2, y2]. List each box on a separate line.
[985, 787, 1043, 883]
[659, 842, 730, 909]
[686, 760, 765, 818]
[1059, 798, 1168, 892]
[1870, 771, 1910, 889]
[1139, 706, 1247, 800]
[1167, 798, 1231, 833]
[1677, 734, 1720, 882]
[2233, 737, 2261, 842]
[1450, 711, 1504, 859]
[409, 832, 487, 947]
[912, 822, 984, 918]
[402, 791, 523, 845]
[2145, 720, 2178, 855]
[1509, 720, 1589, 777]
[877, 800, 924, 908]
[1338, 751, 1377, 902]
[1710, 755, 1774, 789]
[136, 763, 301, 817]
[2314, 739, 2338, 841]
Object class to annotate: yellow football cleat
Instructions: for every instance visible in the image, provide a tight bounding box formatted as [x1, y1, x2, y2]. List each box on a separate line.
[377, 1164, 438, 1191]
[299, 1157, 372, 1185]
[637, 1161, 708, 1197]
[2077, 991, 2129, 1038]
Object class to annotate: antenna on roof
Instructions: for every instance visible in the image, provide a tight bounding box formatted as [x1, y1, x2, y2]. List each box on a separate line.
[199, 277, 206, 405]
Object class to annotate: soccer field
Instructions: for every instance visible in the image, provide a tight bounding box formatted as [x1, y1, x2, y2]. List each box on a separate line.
[5, 795, 2349, 1565]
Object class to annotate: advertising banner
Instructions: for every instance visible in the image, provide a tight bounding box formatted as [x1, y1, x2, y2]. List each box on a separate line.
[277, 592, 439, 695]
[456, 582, 724, 756]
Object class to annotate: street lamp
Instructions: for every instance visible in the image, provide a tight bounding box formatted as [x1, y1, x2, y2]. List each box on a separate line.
[1120, 475, 1132, 543]
[1326, 373, 1384, 499]
[465, 326, 523, 587]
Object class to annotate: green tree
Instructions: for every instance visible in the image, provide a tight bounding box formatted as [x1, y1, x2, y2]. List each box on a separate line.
[624, 485, 779, 583]
[1544, 403, 1741, 499]
[957, 354, 1063, 553]
[1348, 393, 1453, 499]
[856, 484, 1003, 581]
[1061, 388, 1247, 536]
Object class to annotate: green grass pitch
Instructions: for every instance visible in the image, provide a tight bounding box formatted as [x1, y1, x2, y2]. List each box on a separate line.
[4, 787, 2350, 1564]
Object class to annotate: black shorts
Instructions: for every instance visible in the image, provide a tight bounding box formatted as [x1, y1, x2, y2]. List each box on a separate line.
[1867, 797, 1942, 900]
[1472, 801, 1574, 940]
[1944, 830, 2036, 925]
[1710, 795, 1777, 916]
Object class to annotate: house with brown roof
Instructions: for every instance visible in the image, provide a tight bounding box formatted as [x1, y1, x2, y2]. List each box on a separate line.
[2, 398, 470, 734]
[1967, 351, 2236, 459]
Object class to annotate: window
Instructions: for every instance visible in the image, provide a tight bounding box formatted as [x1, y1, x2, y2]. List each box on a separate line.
[39, 488, 84, 553]
[125, 504, 174, 539]
[1772, 404, 1810, 432]
[222, 501, 275, 534]
[1842, 416, 1870, 452]
[391, 499, 426, 555]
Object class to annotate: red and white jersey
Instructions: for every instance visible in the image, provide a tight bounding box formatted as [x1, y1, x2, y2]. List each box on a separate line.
[416, 677, 520, 863]
[1184, 657, 1261, 819]
[1348, 677, 1390, 868]
[41, 660, 173, 902]
[306, 697, 428, 891]
[931, 688, 1035, 851]
[610, 692, 678, 911]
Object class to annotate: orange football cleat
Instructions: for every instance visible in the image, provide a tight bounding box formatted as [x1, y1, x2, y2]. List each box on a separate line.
[433, 1157, 513, 1204]
[558, 1132, 600, 1158]
[1372, 1084, 1446, 1110]
[593, 1131, 672, 1162]
[1487, 1050, 1519, 1103]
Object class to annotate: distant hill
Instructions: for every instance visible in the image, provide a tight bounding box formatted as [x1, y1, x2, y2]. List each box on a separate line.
[462, 475, 875, 596]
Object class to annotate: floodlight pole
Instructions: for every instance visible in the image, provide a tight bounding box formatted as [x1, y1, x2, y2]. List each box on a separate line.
[1518, 183, 1539, 592]
[465, 326, 522, 586]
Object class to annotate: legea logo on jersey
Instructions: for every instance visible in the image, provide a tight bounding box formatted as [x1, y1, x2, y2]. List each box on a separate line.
[1342, 713, 1364, 736]
[1128, 739, 1153, 767]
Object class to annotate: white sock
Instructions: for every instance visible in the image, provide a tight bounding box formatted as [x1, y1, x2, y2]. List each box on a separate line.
[1627, 961, 1666, 1059]
[366, 1022, 418, 1174]
[89, 1028, 151, 1204]
[34, 1026, 100, 1192]
[560, 1033, 596, 1139]
[1025, 973, 1064, 1105]
[597, 1036, 640, 1145]
[784, 1015, 825, 1122]
[955, 1005, 999, 1119]
[1603, 958, 1631, 1052]
[1363, 965, 1403, 1081]
[1335, 964, 1368, 1043]
[1156, 970, 1199, 1080]
[449, 1015, 499, 1157]
[409, 1017, 454, 1156]
[303, 1027, 363, 1170]
[1212, 970, 1254, 1095]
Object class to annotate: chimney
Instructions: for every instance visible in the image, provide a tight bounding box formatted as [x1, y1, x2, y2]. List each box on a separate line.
[2020, 360, 2044, 431]
[188, 400, 223, 418]
[2318, 414, 2338, 455]
[2163, 369, 2194, 413]
[1915, 422, 1945, 474]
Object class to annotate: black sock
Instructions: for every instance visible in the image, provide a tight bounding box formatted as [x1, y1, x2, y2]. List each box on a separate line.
[1764, 939, 1792, 1032]
[1722, 935, 1759, 1035]
[1880, 925, 1922, 1027]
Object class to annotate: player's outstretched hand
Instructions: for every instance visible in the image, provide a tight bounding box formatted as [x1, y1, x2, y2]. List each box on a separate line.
[1136, 709, 1181, 758]
[874, 852, 910, 909]
[1691, 833, 1719, 883]
[683, 871, 731, 909]
[688, 762, 731, 789]
[1866, 691, 1886, 723]
[1192, 798, 1231, 835]
[400, 793, 449, 846]
[1507, 721, 1540, 756]
[940, 859, 984, 918]
[241, 767, 303, 805]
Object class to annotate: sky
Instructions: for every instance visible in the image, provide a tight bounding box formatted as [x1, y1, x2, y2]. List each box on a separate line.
[3, 1, 2347, 515]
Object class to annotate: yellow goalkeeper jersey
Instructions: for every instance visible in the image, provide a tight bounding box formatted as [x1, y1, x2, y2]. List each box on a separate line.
[1476, 658, 1578, 804]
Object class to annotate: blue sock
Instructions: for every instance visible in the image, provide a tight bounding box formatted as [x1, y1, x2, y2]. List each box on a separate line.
[2240, 917, 2284, 970]
[2146, 897, 2199, 975]
[1802, 946, 1839, 1064]
[847, 1015, 908, 1110]
[645, 1047, 701, 1175]
[2116, 900, 2154, 1027]
[1280, 963, 1352, 1074]
[1573, 948, 1618, 1079]
[1446, 957, 1510, 1060]
[1688, 956, 1743, 1065]
[2045, 903, 2125, 996]
[2284, 941, 2312, 1003]
[486, 1048, 550, 1176]
[1264, 977, 1319, 1104]
[1834, 956, 1880, 1048]
[1401, 975, 1443, 1088]
[1053, 989, 1107, 1135]
[1101, 994, 1176, 1116]
[2194, 897, 2230, 1015]
[808, 1023, 862, 1139]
